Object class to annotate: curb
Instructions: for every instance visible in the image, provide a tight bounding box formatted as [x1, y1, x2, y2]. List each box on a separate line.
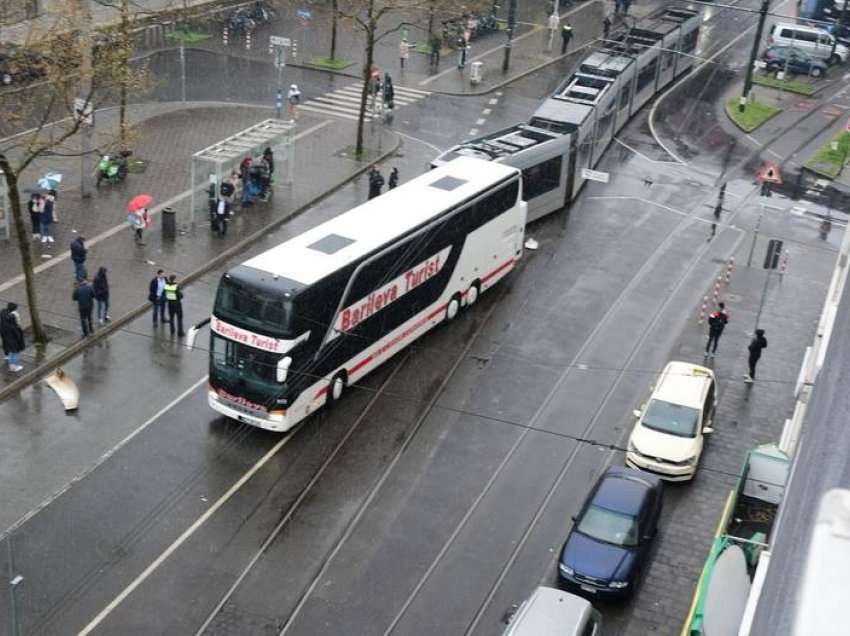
[0, 134, 403, 404]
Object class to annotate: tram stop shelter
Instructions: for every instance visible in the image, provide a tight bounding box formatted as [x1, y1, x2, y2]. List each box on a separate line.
[189, 118, 295, 226]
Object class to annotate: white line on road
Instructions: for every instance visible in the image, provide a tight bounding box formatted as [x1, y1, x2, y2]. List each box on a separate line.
[469, 128, 479, 136]
[488, 98, 498, 105]
[482, 108, 492, 115]
[475, 118, 486, 125]
[0, 120, 333, 296]
[746, 134, 764, 147]
[2, 375, 209, 540]
[648, 0, 792, 165]
[394, 130, 444, 156]
[78, 420, 301, 635]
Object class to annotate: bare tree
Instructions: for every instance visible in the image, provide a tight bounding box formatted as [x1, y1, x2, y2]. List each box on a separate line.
[0, 4, 148, 345]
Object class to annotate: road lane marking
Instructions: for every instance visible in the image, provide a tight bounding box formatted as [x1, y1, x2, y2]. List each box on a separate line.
[482, 108, 492, 115]
[0, 120, 333, 296]
[488, 98, 498, 105]
[469, 128, 479, 136]
[1, 375, 209, 540]
[475, 118, 486, 125]
[78, 418, 302, 635]
[394, 130, 444, 155]
[648, 0, 792, 165]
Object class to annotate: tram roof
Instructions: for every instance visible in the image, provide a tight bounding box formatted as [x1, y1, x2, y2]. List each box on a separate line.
[242, 157, 520, 286]
[437, 123, 564, 162]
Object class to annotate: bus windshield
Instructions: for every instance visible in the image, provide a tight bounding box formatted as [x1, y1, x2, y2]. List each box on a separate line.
[215, 274, 297, 338]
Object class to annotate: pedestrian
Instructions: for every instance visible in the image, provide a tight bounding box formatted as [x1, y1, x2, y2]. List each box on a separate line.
[561, 23, 573, 55]
[164, 274, 185, 337]
[262, 146, 275, 180]
[72, 277, 95, 337]
[220, 173, 236, 208]
[457, 36, 468, 69]
[287, 84, 301, 119]
[40, 191, 55, 244]
[70, 235, 88, 281]
[399, 37, 410, 71]
[93, 266, 111, 324]
[704, 302, 729, 358]
[383, 73, 395, 110]
[28, 193, 42, 240]
[430, 33, 441, 67]
[215, 197, 230, 236]
[622, 0, 631, 15]
[389, 167, 399, 189]
[130, 208, 150, 245]
[368, 166, 384, 200]
[45, 189, 58, 222]
[603, 15, 611, 40]
[615, 0, 622, 15]
[547, 12, 559, 51]
[745, 329, 768, 383]
[148, 269, 167, 326]
[0, 302, 25, 373]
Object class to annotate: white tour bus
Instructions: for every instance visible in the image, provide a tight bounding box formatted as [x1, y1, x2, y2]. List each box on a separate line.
[208, 157, 527, 431]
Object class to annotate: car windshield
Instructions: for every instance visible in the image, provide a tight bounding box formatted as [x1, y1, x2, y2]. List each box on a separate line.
[577, 505, 639, 547]
[211, 334, 280, 384]
[643, 399, 700, 437]
[215, 275, 296, 338]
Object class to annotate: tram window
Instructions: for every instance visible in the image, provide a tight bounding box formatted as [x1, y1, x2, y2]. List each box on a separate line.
[522, 157, 563, 200]
[619, 84, 631, 109]
[637, 57, 658, 92]
[682, 30, 698, 53]
[663, 50, 675, 70]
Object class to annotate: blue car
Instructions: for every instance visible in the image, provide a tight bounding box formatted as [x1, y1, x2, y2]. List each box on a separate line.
[558, 466, 663, 599]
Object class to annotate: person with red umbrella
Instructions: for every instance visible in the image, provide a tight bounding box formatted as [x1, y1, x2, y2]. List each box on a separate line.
[127, 194, 153, 245]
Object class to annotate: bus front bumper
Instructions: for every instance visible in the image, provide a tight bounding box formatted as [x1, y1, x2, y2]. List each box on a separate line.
[208, 390, 290, 432]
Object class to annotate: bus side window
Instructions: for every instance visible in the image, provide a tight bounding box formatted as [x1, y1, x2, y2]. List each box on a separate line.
[471, 180, 519, 227]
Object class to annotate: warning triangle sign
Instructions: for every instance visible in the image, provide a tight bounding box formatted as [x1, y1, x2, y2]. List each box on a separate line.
[756, 161, 783, 185]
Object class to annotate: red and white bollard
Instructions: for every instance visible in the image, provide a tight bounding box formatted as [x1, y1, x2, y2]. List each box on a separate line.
[698, 296, 709, 324]
[245, 31, 252, 50]
[780, 254, 788, 281]
[222, 26, 229, 46]
[713, 281, 721, 302]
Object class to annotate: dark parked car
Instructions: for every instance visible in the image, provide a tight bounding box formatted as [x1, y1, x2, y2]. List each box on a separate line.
[558, 466, 663, 599]
[761, 46, 828, 78]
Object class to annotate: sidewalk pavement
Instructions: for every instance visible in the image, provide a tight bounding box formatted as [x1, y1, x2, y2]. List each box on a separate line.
[0, 101, 401, 398]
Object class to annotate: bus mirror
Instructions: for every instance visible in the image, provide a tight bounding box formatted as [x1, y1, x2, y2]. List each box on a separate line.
[276, 356, 292, 383]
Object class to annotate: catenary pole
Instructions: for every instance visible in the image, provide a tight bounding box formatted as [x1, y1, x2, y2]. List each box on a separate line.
[502, 0, 517, 72]
[740, 0, 770, 112]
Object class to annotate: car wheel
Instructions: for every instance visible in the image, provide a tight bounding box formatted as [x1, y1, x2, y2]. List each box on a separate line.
[811, 66, 823, 78]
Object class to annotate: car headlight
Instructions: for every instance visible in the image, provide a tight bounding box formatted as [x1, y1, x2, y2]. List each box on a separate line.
[608, 580, 629, 589]
[559, 563, 574, 577]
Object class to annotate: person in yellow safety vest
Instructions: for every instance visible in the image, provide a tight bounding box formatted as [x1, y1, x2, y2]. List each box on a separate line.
[164, 275, 185, 337]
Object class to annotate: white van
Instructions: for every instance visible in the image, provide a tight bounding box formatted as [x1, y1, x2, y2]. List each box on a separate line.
[503, 586, 601, 636]
[768, 22, 848, 64]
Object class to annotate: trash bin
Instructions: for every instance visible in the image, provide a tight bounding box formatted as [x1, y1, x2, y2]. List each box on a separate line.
[470, 61, 483, 85]
[162, 206, 176, 240]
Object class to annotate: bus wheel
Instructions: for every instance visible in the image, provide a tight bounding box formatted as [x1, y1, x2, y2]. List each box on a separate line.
[445, 293, 462, 321]
[329, 372, 347, 404]
[464, 281, 481, 308]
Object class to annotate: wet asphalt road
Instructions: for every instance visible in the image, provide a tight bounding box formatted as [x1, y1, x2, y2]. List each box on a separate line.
[1, 3, 838, 635]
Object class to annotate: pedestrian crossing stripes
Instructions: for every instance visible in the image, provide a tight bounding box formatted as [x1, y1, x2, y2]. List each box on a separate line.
[299, 82, 431, 122]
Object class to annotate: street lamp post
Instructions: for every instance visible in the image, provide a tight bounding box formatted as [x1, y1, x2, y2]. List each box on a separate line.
[502, 0, 517, 72]
[740, 0, 771, 112]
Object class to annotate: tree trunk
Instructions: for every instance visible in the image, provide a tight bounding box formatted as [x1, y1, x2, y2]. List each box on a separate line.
[330, 0, 338, 60]
[0, 156, 48, 346]
[119, 0, 130, 151]
[356, 3, 376, 158]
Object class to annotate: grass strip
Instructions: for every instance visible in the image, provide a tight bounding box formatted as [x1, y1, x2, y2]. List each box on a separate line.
[804, 130, 850, 179]
[725, 98, 781, 133]
[306, 56, 354, 71]
[752, 73, 817, 96]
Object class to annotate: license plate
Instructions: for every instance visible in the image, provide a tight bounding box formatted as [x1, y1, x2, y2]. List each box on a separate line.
[580, 584, 597, 594]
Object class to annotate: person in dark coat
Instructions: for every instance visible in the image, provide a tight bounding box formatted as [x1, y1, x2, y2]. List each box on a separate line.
[561, 23, 573, 55]
[72, 278, 96, 337]
[148, 269, 167, 326]
[262, 147, 275, 178]
[368, 166, 384, 200]
[28, 193, 42, 240]
[40, 192, 55, 244]
[603, 15, 612, 40]
[389, 167, 399, 189]
[93, 266, 110, 324]
[705, 302, 729, 357]
[0, 302, 25, 372]
[745, 329, 768, 383]
[70, 236, 88, 281]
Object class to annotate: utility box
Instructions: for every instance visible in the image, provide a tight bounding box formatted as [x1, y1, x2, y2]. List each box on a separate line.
[162, 206, 176, 239]
[470, 61, 483, 85]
